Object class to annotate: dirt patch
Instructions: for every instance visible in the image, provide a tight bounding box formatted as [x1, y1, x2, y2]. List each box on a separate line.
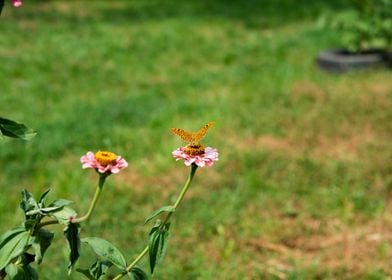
[244, 217, 392, 277]
[310, 124, 377, 161]
[291, 80, 327, 103]
[360, 83, 392, 109]
[257, 135, 293, 151]
[226, 134, 294, 155]
[226, 122, 378, 163]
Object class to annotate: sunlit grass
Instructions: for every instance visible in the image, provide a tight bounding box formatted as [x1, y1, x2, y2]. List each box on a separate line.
[1, 1, 392, 279]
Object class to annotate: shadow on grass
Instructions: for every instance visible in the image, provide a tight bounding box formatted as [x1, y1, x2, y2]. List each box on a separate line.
[101, 0, 348, 27]
[12, 0, 349, 28]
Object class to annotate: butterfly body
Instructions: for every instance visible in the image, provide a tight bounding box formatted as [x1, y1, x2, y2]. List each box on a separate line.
[171, 122, 214, 155]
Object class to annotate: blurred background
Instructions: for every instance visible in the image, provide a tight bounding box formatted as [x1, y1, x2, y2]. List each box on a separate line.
[1, 1, 392, 279]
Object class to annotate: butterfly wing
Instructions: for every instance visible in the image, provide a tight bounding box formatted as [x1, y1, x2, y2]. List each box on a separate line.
[170, 128, 194, 142]
[194, 121, 214, 142]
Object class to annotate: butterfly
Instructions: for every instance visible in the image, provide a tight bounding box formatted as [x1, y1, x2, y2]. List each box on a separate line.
[171, 121, 214, 155]
[171, 121, 214, 145]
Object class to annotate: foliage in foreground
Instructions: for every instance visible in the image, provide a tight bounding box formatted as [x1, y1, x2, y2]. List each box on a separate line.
[0, 119, 218, 279]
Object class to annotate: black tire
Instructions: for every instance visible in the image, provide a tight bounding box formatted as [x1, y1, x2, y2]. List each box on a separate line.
[316, 49, 387, 72]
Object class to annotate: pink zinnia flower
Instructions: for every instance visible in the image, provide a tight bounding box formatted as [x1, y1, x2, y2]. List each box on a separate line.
[80, 151, 128, 174]
[12, 0, 22, 7]
[172, 146, 219, 167]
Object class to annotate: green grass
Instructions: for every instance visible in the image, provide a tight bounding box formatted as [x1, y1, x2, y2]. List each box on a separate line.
[1, 1, 392, 279]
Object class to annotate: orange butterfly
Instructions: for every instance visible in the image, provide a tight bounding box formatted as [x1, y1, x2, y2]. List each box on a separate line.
[171, 121, 214, 145]
[171, 121, 214, 155]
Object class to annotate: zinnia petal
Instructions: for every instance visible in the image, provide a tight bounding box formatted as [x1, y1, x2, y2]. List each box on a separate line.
[12, 0, 22, 7]
[172, 146, 218, 167]
[81, 151, 128, 174]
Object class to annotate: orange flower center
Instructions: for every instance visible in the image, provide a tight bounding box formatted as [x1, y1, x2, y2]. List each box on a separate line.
[184, 144, 205, 156]
[95, 151, 117, 166]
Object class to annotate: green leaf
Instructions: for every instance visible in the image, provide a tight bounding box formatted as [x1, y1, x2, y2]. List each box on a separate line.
[50, 206, 77, 225]
[91, 259, 112, 280]
[90, 260, 112, 280]
[76, 268, 96, 280]
[127, 266, 149, 280]
[35, 205, 65, 215]
[5, 263, 38, 280]
[148, 223, 170, 274]
[38, 189, 51, 207]
[0, 0, 4, 16]
[144, 206, 175, 225]
[5, 263, 19, 279]
[20, 190, 38, 214]
[82, 237, 127, 270]
[20, 253, 35, 267]
[23, 265, 39, 280]
[19, 190, 69, 223]
[0, 229, 31, 270]
[64, 223, 81, 274]
[20, 190, 41, 231]
[77, 260, 112, 280]
[0, 117, 36, 141]
[0, 227, 25, 248]
[31, 228, 54, 264]
[48, 199, 73, 208]
[25, 205, 66, 216]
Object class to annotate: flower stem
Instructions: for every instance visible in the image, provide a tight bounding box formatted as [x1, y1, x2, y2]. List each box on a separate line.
[112, 246, 149, 280]
[72, 174, 107, 223]
[163, 164, 197, 224]
[36, 219, 59, 229]
[112, 164, 198, 279]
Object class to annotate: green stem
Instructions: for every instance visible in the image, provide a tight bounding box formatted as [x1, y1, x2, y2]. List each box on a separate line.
[36, 174, 107, 229]
[37, 219, 59, 229]
[113, 164, 198, 280]
[112, 246, 149, 280]
[72, 174, 107, 223]
[163, 164, 197, 224]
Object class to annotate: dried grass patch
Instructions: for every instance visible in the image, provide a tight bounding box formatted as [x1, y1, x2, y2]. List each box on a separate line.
[244, 216, 392, 278]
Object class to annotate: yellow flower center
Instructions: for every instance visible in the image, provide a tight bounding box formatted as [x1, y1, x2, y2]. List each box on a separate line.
[95, 151, 117, 166]
[184, 144, 205, 156]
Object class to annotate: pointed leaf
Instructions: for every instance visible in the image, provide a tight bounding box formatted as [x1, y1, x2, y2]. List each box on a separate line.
[49, 199, 73, 208]
[77, 260, 112, 280]
[20, 253, 35, 266]
[31, 228, 54, 264]
[38, 189, 51, 207]
[24, 209, 42, 216]
[0, 0, 4, 16]
[0, 229, 31, 270]
[82, 237, 126, 270]
[144, 206, 175, 225]
[148, 223, 170, 274]
[24, 265, 39, 280]
[5, 263, 38, 280]
[38, 206, 66, 214]
[0, 117, 36, 141]
[76, 268, 96, 280]
[128, 266, 149, 280]
[148, 226, 160, 274]
[20, 190, 41, 231]
[36, 202, 74, 216]
[90, 260, 112, 280]
[4, 263, 19, 279]
[25, 205, 66, 216]
[64, 223, 80, 274]
[20, 190, 38, 214]
[50, 206, 77, 225]
[22, 191, 73, 217]
[0, 227, 25, 248]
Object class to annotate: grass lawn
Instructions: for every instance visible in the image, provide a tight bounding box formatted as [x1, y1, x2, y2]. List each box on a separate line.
[1, 0, 392, 279]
